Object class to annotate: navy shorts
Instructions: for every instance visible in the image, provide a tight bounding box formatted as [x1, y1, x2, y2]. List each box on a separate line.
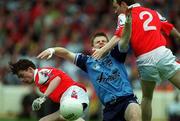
[103, 94, 138, 121]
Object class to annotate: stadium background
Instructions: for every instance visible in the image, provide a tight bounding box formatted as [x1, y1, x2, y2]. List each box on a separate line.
[0, 0, 179, 121]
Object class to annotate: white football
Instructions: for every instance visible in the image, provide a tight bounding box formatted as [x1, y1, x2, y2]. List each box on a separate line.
[60, 98, 83, 121]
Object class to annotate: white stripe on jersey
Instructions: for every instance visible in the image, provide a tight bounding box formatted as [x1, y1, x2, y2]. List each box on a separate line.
[116, 14, 126, 30]
[156, 11, 167, 21]
[34, 69, 52, 85]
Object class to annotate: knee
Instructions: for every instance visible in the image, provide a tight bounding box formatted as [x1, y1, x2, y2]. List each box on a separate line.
[169, 70, 180, 89]
[142, 91, 154, 100]
[129, 113, 141, 121]
[125, 104, 142, 121]
[39, 118, 43, 121]
[39, 117, 47, 121]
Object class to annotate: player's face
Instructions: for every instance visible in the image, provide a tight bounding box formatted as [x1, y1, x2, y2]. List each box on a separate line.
[92, 36, 108, 49]
[18, 68, 34, 84]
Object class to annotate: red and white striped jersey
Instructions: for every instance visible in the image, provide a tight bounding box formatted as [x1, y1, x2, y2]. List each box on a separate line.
[34, 67, 86, 103]
[114, 3, 174, 57]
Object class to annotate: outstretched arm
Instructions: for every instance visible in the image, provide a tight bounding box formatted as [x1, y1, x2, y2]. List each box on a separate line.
[170, 27, 180, 43]
[92, 14, 132, 59]
[37, 47, 76, 63]
[119, 14, 132, 50]
[158, 11, 180, 43]
[44, 76, 61, 97]
[32, 76, 61, 111]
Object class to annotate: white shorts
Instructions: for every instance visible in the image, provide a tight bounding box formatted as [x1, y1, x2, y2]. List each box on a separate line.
[136, 46, 180, 83]
[60, 85, 89, 107]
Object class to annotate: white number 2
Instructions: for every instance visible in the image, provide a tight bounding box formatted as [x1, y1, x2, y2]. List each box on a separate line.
[139, 11, 157, 31]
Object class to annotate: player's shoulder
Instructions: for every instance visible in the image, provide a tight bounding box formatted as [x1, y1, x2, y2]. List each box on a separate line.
[138, 5, 156, 13]
[137, 6, 165, 21]
[35, 67, 53, 85]
[38, 67, 53, 73]
[156, 11, 167, 21]
[76, 53, 89, 61]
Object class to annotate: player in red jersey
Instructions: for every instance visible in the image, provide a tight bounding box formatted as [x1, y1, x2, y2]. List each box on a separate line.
[9, 59, 89, 121]
[92, 0, 180, 121]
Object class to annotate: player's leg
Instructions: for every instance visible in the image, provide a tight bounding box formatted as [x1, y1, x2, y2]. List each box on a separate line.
[169, 70, 180, 89]
[141, 80, 156, 121]
[157, 47, 180, 89]
[124, 103, 141, 121]
[39, 111, 66, 121]
[75, 118, 86, 121]
[39, 111, 85, 121]
[136, 54, 160, 121]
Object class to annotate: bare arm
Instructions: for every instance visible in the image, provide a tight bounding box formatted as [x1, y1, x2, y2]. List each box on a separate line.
[158, 11, 180, 42]
[119, 14, 132, 50]
[31, 76, 61, 111]
[170, 27, 180, 43]
[92, 14, 132, 59]
[44, 76, 61, 97]
[37, 47, 76, 63]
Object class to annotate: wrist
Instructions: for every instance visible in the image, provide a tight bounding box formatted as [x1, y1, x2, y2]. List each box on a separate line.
[42, 95, 48, 100]
[48, 48, 55, 55]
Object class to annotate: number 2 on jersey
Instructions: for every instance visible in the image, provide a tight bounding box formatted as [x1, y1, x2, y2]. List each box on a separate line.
[139, 11, 157, 31]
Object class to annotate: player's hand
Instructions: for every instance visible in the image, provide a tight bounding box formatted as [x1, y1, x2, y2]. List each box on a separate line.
[37, 48, 55, 59]
[32, 96, 46, 111]
[92, 48, 105, 59]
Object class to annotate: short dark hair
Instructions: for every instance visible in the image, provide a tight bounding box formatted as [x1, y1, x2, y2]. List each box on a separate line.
[112, 0, 135, 6]
[9, 59, 36, 75]
[90, 32, 109, 46]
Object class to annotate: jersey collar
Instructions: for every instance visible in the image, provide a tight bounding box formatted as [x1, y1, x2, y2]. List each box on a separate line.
[128, 3, 141, 9]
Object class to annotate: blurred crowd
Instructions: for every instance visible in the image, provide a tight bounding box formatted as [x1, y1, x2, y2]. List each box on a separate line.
[0, 0, 180, 120]
[0, 0, 179, 89]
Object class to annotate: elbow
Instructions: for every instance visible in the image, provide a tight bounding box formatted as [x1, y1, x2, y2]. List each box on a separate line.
[119, 38, 129, 49]
[53, 76, 61, 86]
[121, 43, 129, 50]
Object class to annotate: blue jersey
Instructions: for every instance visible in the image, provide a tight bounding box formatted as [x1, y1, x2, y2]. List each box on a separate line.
[74, 45, 133, 105]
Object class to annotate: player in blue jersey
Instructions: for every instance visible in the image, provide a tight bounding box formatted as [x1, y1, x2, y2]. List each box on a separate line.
[37, 15, 141, 121]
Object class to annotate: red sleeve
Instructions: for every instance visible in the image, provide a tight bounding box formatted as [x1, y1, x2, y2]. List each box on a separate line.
[114, 26, 124, 37]
[161, 21, 174, 36]
[114, 14, 126, 37]
[36, 67, 58, 85]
